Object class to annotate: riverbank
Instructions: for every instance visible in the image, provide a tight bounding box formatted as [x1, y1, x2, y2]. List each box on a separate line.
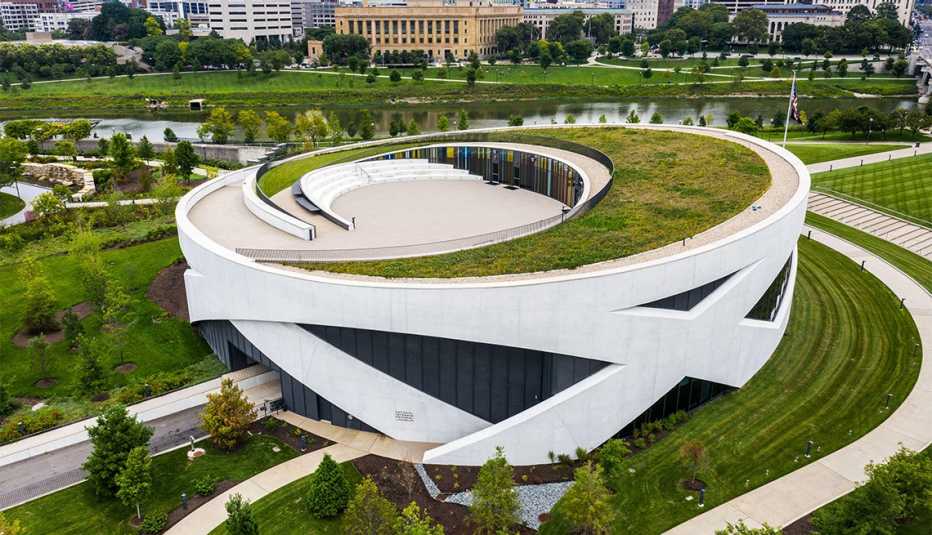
[0, 69, 919, 113]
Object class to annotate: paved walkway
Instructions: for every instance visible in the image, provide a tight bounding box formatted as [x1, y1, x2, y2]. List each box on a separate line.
[164, 444, 365, 535]
[276, 411, 438, 463]
[666, 227, 932, 534]
[807, 192, 932, 258]
[807, 141, 932, 173]
[0, 181, 49, 227]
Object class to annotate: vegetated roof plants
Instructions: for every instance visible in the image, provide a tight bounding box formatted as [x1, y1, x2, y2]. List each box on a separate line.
[291, 127, 771, 278]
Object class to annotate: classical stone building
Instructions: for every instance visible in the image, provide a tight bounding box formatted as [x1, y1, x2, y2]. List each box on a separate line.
[334, 0, 522, 60]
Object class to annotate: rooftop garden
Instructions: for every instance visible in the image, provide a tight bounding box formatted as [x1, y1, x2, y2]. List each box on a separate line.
[287, 127, 771, 278]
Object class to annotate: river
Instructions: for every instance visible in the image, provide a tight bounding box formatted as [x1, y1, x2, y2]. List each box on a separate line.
[2, 97, 918, 143]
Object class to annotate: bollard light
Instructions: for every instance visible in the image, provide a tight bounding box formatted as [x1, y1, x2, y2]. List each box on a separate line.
[181, 492, 188, 510]
[698, 488, 705, 508]
[805, 440, 813, 458]
[885, 393, 893, 409]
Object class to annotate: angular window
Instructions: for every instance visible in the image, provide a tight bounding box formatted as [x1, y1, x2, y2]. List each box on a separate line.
[746, 255, 793, 321]
[641, 272, 733, 312]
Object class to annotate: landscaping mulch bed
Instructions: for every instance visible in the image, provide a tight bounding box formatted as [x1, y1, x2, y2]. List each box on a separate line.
[114, 362, 138, 374]
[11, 301, 93, 348]
[113, 166, 156, 195]
[164, 479, 237, 530]
[33, 378, 57, 389]
[248, 417, 333, 453]
[147, 260, 190, 321]
[424, 461, 577, 493]
[353, 454, 481, 535]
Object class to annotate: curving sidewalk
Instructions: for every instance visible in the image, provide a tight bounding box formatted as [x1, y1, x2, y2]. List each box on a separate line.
[665, 226, 932, 534]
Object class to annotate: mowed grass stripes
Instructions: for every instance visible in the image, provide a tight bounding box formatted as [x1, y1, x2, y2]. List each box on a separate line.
[542, 237, 921, 534]
[812, 154, 932, 225]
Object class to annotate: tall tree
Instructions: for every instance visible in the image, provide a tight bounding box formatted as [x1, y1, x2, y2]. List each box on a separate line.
[200, 378, 256, 450]
[548, 12, 585, 44]
[108, 133, 137, 180]
[470, 447, 519, 534]
[733, 9, 768, 43]
[83, 404, 153, 496]
[173, 141, 199, 183]
[116, 446, 153, 521]
[202, 107, 235, 144]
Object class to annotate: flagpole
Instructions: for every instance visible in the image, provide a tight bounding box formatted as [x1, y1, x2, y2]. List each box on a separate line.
[782, 70, 797, 148]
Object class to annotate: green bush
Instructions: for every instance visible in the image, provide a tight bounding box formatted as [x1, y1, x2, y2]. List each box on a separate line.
[633, 438, 647, 449]
[0, 406, 64, 442]
[305, 453, 350, 519]
[193, 475, 217, 496]
[92, 168, 113, 189]
[140, 512, 167, 534]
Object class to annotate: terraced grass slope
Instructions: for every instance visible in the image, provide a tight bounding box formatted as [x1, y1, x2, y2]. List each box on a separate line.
[292, 127, 770, 278]
[541, 237, 921, 534]
[786, 143, 904, 164]
[812, 153, 932, 225]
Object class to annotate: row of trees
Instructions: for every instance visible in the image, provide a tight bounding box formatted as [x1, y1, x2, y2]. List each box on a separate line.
[133, 34, 293, 73]
[197, 106, 378, 145]
[778, 4, 912, 55]
[0, 43, 118, 82]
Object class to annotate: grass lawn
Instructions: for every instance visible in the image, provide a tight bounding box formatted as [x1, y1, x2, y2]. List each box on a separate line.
[0, 237, 211, 399]
[5, 434, 298, 534]
[785, 143, 904, 164]
[259, 142, 422, 196]
[542, 237, 921, 534]
[811, 153, 932, 225]
[0, 191, 25, 219]
[757, 129, 930, 144]
[805, 212, 932, 292]
[207, 462, 362, 535]
[421, 64, 699, 85]
[292, 127, 770, 278]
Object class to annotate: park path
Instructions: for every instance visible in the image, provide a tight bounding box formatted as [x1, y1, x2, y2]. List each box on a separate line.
[164, 443, 365, 535]
[665, 226, 932, 534]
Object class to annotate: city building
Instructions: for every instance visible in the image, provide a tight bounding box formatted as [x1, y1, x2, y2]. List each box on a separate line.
[62, 0, 104, 12]
[292, 0, 337, 34]
[334, 0, 522, 60]
[176, 124, 809, 465]
[625, 0, 674, 29]
[31, 9, 94, 32]
[0, 1, 38, 31]
[712, 0, 912, 26]
[756, 3, 844, 42]
[205, 0, 293, 44]
[147, 0, 210, 23]
[523, 7, 634, 37]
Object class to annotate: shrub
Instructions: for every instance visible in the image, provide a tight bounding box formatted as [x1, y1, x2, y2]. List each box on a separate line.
[343, 477, 397, 534]
[224, 493, 258, 535]
[574, 446, 589, 462]
[633, 438, 647, 449]
[193, 475, 217, 496]
[596, 438, 631, 483]
[201, 378, 256, 450]
[470, 446, 519, 534]
[557, 453, 574, 466]
[305, 454, 350, 518]
[0, 384, 13, 417]
[560, 462, 615, 534]
[139, 512, 167, 534]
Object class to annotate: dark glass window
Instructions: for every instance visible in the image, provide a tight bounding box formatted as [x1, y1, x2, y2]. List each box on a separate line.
[641, 273, 733, 312]
[746, 255, 793, 321]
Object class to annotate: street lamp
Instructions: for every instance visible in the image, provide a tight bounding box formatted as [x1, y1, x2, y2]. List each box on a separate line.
[868, 116, 874, 140]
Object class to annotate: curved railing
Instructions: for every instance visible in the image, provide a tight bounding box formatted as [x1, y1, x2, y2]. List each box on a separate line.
[244, 161, 317, 240]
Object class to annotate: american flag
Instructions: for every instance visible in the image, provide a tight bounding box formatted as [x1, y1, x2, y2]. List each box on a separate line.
[790, 76, 800, 122]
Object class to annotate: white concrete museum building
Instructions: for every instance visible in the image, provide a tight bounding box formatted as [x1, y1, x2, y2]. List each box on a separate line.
[176, 124, 810, 466]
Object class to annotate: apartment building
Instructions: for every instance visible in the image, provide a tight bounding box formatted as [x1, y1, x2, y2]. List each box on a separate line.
[0, 1, 38, 31]
[334, 0, 522, 60]
[206, 0, 293, 43]
[755, 2, 844, 41]
[625, 0, 674, 28]
[523, 7, 634, 37]
[711, 0, 912, 25]
[292, 0, 336, 32]
[32, 9, 94, 31]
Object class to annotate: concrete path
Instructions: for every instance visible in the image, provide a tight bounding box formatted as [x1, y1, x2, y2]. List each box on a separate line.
[164, 444, 365, 535]
[807, 192, 932, 258]
[665, 227, 932, 534]
[276, 411, 438, 463]
[0, 365, 281, 510]
[807, 141, 932, 173]
[0, 181, 49, 227]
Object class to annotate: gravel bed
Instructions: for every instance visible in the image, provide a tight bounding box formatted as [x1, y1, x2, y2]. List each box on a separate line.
[415, 463, 442, 499]
[444, 481, 574, 530]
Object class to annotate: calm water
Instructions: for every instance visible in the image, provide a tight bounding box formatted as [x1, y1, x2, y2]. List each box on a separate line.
[3, 97, 918, 142]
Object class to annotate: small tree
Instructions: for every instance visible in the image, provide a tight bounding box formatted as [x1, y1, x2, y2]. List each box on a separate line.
[390, 69, 401, 83]
[405, 119, 420, 136]
[470, 446, 519, 534]
[679, 440, 708, 486]
[561, 462, 615, 535]
[264, 111, 292, 143]
[596, 438, 630, 486]
[21, 259, 58, 334]
[437, 114, 450, 132]
[163, 128, 178, 142]
[108, 133, 137, 180]
[83, 404, 153, 496]
[203, 106, 235, 144]
[201, 378, 256, 450]
[224, 493, 259, 535]
[649, 112, 663, 124]
[174, 141, 199, 183]
[626, 109, 640, 124]
[395, 502, 443, 535]
[77, 335, 106, 396]
[465, 67, 477, 87]
[116, 446, 153, 522]
[343, 477, 398, 534]
[359, 111, 375, 140]
[508, 114, 523, 127]
[0, 383, 13, 417]
[306, 453, 351, 518]
[137, 136, 155, 160]
[28, 336, 50, 377]
[457, 109, 469, 130]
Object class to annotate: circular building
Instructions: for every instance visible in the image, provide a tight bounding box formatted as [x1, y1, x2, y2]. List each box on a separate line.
[176, 125, 809, 466]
